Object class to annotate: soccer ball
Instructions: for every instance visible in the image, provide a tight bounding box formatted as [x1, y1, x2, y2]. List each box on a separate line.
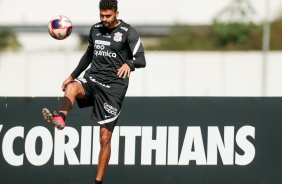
[48, 15, 72, 40]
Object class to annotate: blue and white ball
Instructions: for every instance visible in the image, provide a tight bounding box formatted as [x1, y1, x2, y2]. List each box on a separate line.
[48, 15, 72, 40]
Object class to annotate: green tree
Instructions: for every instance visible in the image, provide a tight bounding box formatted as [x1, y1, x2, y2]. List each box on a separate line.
[270, 16, 282, 50]
[0, 28, 21, 51]
[212, 0, 256, 47]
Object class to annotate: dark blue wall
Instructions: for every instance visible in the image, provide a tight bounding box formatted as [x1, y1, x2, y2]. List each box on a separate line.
[0, 97, 281, 184]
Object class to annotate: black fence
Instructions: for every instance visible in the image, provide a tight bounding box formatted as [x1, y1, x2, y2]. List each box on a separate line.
[0, 97, 282, 184]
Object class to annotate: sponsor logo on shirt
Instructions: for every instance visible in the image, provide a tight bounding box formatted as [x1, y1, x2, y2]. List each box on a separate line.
[95, 40, 111, 46]
[94, 40, 117, 58]
[89, 76, 111, 88]
[94, 50, 117, 58]
[104, 102, 118, 116]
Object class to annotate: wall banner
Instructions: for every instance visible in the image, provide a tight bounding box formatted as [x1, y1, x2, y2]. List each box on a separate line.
[0, 97, 281, 184]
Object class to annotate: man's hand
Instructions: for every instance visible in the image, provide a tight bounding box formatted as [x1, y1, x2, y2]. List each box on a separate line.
[117, 63, 131, 78]
[62, 76, 74, 92]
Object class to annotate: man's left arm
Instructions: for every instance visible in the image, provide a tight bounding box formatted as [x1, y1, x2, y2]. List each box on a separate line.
[125, 27, 146, 71]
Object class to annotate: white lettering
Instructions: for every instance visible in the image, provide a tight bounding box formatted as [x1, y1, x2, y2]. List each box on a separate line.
[103, 103, 117, 116]
[109, 126, 119, 165]
[178, 127, 206, 165]
[2, 126, 24, 166]
[207, 126, 234, 165]
[80, 126, 92, 165]
[235, 126, 255, 165]
[92, 126, 100, 164]
[0, 125, 255, 166]
[167, 126, 179, 165]
[141, 126, 167, 165]
[54, 127, 80, 165]
[25, 126, 53, 166]
[95, 40, 111, 45]
[94, 50, 117, 58]
[120, 126, 142, 165]
[89, 77, 111, 88]
[91, 126, 120, 165]
[94, 44, 105, 50]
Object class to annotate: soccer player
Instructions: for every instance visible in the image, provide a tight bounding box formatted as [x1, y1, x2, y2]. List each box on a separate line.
[42, 0, 146, 183]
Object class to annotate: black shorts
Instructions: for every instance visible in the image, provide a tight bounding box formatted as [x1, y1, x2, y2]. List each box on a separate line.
[75, 77, 122, 132]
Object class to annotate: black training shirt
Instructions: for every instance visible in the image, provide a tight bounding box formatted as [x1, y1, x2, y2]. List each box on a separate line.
[71, 20, 146, 98]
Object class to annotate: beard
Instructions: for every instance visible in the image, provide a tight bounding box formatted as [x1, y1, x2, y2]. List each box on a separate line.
[102, 18, 116, 28]
[102, 22, 110, 27]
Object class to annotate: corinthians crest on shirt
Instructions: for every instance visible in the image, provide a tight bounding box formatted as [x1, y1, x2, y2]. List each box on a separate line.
[114, 32, 123, 42]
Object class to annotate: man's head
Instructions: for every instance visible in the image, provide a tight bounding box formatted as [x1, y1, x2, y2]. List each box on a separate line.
[99, 0, 119, 28]
[99, 0, 118, 12]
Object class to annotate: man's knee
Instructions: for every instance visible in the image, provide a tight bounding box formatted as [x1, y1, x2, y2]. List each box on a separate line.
[65, 82, 78, 92]
[100, 135, 111, 148]
[65, 82, 84, 97]
[100, 127, 112, 148]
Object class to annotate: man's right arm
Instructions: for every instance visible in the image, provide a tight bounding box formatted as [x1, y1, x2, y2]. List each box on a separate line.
[70, 46, 93, 79]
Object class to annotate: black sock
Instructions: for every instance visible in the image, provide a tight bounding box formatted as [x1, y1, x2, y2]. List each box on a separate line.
[94, 180, 102, 184]
[58, 112, 66, 120]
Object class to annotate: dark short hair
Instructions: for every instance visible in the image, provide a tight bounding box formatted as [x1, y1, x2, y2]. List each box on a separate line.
[99, 0, 118, 11]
